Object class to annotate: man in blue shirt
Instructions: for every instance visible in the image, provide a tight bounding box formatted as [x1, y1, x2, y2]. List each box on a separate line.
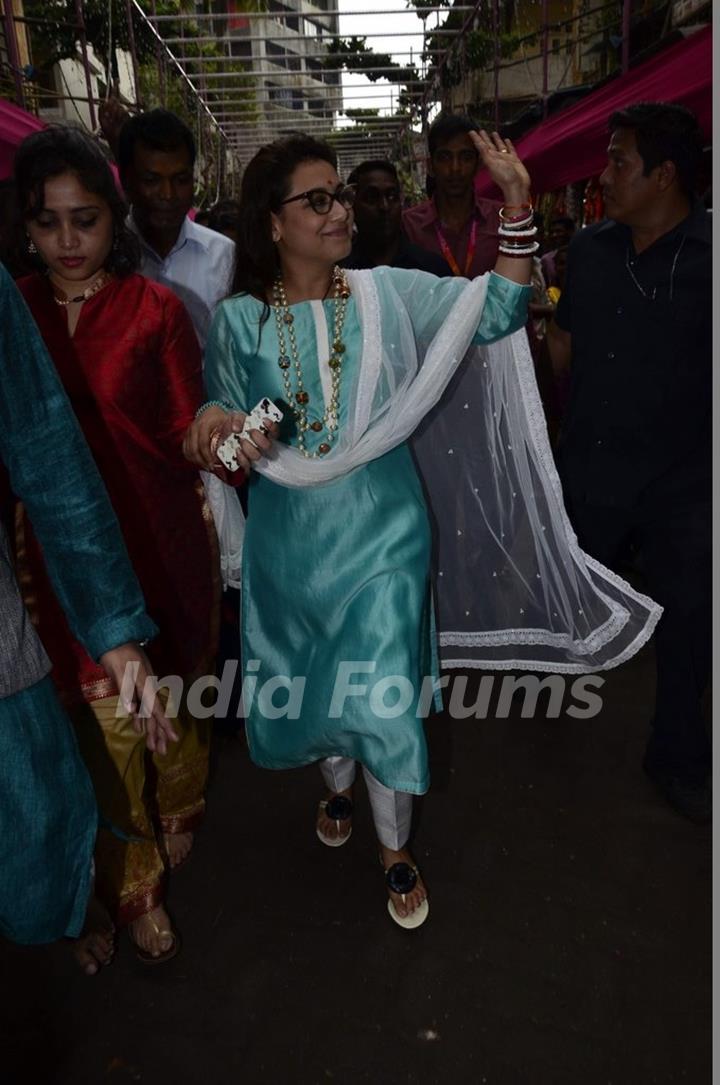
[109, 107, 235, 348]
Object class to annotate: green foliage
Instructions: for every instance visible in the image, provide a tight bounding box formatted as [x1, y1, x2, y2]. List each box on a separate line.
[323, 36, 419, 89]
[344, 108, 381, 122]
[21, 0, 182, 77]
[406, 0, 450, 19]
[21, 0, 259, 113]
[421, 3, 536, 91]
[16, 0, 262, 198]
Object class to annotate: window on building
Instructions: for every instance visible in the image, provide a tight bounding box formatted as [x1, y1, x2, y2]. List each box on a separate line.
[231, 39, 252, 59]
[267, 0, 299, 31]
[266, 40, 289, 68]
[268, 82, 293, 108]
[32, 65, 60, 112]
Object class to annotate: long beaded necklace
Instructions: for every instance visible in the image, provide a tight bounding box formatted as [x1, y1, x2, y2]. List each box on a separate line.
[51, 268, 113, 307]
[272, 266, 351, 458]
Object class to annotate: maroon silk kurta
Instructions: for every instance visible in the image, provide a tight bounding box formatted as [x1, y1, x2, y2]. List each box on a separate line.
[17, 272, 219, 702]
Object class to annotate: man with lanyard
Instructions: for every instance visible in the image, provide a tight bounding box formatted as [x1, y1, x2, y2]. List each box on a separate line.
[100, 102, 235, 349]
[547, 102, 711, 822]
[403, 113, 501, 278]
[342, 159, 450, 275]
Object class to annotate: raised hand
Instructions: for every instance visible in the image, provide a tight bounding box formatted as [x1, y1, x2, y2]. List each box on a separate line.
[470, 130, 531, 205]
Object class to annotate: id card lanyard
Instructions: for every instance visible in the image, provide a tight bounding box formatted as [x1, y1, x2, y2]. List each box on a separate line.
[434, 217, 478, 278]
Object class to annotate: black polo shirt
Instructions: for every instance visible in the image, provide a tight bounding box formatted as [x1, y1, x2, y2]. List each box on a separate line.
[555, 201, 711, 508]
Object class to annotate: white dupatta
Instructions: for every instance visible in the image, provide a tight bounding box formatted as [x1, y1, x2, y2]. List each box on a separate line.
[206, 269, 662, 673]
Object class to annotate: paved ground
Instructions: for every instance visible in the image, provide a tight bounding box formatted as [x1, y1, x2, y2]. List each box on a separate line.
[1, 643, 711, 1084]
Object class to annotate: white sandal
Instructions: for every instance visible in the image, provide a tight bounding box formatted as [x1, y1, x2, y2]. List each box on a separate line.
[316, 794, 353, 847]
[385, 861, 430, 929]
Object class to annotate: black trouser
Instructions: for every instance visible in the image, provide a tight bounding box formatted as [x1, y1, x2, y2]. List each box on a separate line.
[563, 492, 711, 783]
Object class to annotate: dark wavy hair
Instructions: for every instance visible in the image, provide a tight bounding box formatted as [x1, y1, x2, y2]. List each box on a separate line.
[12, 124, 139, 276]
[232, 134, 337, 309]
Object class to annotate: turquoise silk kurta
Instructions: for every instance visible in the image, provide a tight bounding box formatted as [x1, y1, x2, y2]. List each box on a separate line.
[0, 265, 156, 943]
[205, 268, 530, 793]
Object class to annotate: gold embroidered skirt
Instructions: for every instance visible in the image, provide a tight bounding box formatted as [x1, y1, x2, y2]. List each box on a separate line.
[70, 688, 210, 926]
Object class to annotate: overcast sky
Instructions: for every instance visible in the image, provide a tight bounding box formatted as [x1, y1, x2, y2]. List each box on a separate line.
[337, 0, 435, 120]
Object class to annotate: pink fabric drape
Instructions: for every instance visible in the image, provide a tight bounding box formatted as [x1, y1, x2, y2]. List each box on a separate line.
[0, 99, 45, 179]
[0, 99, 121, 189]
[475, 26, 712, 197]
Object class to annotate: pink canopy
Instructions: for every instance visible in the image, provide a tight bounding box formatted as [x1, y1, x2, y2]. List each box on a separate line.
[0, 98, 124, 189]
[0, 98, 45, 180]
[476, 25, 712, 197]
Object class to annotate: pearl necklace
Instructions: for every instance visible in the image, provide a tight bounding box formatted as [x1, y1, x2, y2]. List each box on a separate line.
[272, 267, 351, 458]
[52, 269, 112, 307]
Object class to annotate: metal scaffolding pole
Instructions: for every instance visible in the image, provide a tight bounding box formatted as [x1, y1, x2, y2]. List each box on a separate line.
[2, 0, 26, 109]
[73, 0, 97, 129]
[146, 6, 477, 21]
[150, 0, 166, 106]
[492, 0, 500, 129]
[125, 0, 142, 108]
[621, 0, 631, 73]
[541, 0, 549, 119]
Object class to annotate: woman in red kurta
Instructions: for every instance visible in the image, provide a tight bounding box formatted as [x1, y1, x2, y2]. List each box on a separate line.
[12, 125, 219, 962]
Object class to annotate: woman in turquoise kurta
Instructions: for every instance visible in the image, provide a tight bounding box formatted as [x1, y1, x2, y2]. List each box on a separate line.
[189, 131, 535, 927]
[205, 269, 528, 792]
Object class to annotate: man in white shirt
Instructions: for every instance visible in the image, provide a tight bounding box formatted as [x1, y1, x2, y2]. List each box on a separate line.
[114, 108, 235, 348]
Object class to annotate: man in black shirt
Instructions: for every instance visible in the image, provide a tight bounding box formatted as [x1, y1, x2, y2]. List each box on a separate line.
[547, 102, 711, 821]
[342, 160, 451, 275]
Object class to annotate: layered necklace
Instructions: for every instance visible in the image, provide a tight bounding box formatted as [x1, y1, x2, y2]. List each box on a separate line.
[272, 266, 351, 458]
[52, 268, 112, 307]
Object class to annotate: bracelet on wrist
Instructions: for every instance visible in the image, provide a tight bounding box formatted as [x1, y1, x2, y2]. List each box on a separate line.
[499, 214, 534, 230]
[498, 244, 539, 257]
[498, 236, 538, 247]
[195, 399, 234, 420]
[499, 211, 533, 226]
[498, 226, 538, 239]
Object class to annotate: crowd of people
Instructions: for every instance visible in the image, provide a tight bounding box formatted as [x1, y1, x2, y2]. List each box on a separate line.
[0, 97, 710, 972]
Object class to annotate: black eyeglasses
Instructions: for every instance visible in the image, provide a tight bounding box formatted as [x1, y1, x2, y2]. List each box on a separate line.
[280, 184, 356, 215]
